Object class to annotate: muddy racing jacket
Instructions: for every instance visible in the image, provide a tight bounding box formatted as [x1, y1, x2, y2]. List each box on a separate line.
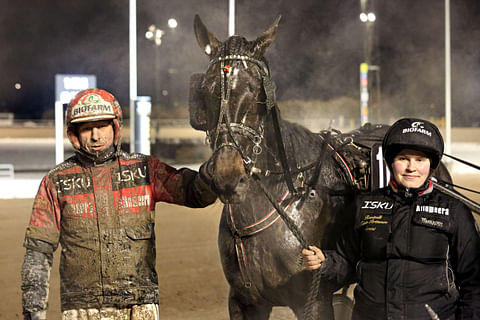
[321, 180, 480, 320]
[21, 151, 216, 314]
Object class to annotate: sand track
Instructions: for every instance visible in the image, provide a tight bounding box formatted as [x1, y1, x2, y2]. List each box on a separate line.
[1, 173, 479, 319]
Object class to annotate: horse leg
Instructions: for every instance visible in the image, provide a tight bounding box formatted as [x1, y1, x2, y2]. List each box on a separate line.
[228, 290, 272, 320]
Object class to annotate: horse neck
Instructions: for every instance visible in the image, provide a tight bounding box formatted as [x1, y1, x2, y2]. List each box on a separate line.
[262, 114, 322, 171]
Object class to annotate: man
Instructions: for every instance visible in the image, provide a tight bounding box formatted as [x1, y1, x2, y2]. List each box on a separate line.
[21, 88, 217, 319]
[303, 118, 480, 319]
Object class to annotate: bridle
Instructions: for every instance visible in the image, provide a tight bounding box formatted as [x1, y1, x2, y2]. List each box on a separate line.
[206, 54, 276, 173]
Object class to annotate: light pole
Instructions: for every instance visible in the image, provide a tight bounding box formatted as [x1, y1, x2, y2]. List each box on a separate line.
[129, 0, 137, 152]
[229, 0, 235, 36]
[145, 19, 177, 109]
[445, 0, 451, 165]
[359, 2, 378, 125]
[359, 11, 376, 64]
[145, 24, 164, 106]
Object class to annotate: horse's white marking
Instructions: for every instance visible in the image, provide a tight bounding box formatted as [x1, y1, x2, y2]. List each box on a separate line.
[241, 112, 247, 124]
[231, 68, 239, 90]
[205, 44, 212, 55]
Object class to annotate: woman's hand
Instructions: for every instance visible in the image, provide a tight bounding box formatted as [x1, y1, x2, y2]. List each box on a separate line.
[301, 245, 325, 271]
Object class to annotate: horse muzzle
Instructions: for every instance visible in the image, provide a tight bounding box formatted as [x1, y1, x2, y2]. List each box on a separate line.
[211, 147, 249, 203]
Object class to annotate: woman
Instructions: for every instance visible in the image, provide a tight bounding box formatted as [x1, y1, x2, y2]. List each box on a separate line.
[303, 118, 480, 319]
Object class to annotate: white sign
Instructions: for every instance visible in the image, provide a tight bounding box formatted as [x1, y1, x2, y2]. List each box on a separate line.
[55, 74, 97, 104]
[54, 74, 97, 164]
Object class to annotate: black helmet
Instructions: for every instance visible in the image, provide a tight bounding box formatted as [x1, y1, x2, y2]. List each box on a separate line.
[382, 118, 444, 169]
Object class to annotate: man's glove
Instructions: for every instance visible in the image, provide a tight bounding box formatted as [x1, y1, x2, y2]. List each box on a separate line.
[198, 158, 215, 189]
[21, 242, 54, 320]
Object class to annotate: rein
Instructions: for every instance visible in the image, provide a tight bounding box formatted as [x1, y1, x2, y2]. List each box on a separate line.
[433, 180, 480, 215]
[250, 172, 323, 320]
[435, 153, 480, 214]
[444, 153, 480, 171]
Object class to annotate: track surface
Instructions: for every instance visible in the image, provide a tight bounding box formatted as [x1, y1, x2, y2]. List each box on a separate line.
[1, 174, 479, 319]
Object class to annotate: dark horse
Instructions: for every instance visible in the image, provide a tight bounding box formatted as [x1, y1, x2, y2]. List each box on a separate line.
[189, 15, 450, 320]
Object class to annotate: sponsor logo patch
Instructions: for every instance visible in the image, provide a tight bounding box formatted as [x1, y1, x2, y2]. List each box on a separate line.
[62, 194, 97, 219]
[419, 217, 444, 228]
[55, 173, 93, 196]
[360, 214, 390, 232]
[416, 205, 449, 216]
[118, 193, 151, 209]
[72, 104, 113, 117]
[361, 200, 393, 210]
[413, 206, 450, 231]
[401, 121, 432, 136]
[113, 185, 153, 214]
[360, 200, 393, 232]
[111, 162, 149, 190]
[71, 93, 114, 118]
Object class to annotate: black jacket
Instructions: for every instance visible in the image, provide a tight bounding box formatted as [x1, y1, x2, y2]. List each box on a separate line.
[322, 181, 480, 320]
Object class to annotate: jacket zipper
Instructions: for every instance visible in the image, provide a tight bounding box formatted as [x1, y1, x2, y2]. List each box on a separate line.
[445, 244, 452, 292]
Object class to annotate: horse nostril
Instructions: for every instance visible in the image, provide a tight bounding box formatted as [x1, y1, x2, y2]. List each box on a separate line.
[207, 161, 216, 176]
[239, 177, 246, 184]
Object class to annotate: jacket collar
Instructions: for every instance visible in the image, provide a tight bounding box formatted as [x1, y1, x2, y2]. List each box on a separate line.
[388, 176, 433, 200]
[75, 144, 117, 167]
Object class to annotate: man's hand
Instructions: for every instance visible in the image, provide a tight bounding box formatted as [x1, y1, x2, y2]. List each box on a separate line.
[301, 245, 325, 271]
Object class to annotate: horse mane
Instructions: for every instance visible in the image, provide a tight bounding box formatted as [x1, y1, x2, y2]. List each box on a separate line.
[218, 36, 250, 56]
[215, 35, 272, 70]
[279, 120, 323, 163]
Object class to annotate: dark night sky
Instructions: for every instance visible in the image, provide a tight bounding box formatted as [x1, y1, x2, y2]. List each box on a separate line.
[1, 0, 480, 126]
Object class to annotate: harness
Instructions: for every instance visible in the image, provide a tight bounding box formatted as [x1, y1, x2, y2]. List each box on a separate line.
[207, 55, 383, 243]
[224, 190, 294, 288]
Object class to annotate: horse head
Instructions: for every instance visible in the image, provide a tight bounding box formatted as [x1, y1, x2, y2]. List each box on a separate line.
[190, 15, 281, 203]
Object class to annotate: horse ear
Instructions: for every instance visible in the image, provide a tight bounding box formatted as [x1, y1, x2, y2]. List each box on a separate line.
[189, 73, 208, 131]
[251, 15, 281, 58]
[194, 14, 221, 56]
